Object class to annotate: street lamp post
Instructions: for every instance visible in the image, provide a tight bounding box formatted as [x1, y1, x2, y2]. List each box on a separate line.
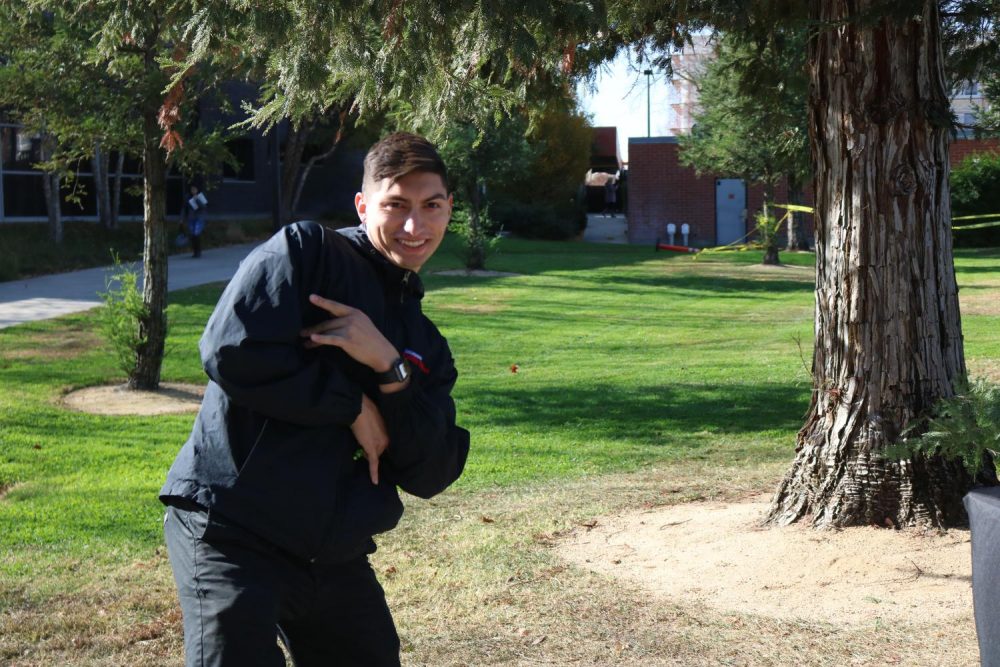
[644, 69, 653, 137]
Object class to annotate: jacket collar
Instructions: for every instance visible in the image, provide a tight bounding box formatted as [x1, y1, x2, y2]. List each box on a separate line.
[339, 225, 425, 300]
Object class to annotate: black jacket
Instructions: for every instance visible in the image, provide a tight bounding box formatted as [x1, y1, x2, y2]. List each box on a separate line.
[160, 221, 470, 563]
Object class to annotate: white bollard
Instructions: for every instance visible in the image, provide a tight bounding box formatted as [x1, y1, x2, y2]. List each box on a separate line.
[681, 224, 690, 247]
[666, 223, 677, 246]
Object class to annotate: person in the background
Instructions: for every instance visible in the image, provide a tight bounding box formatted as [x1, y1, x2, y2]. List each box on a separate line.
[183, 184, 208, 258]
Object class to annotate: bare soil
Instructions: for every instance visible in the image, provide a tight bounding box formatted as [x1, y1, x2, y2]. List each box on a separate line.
[62, 382, 204, 415]
[558, 494, 973, 626]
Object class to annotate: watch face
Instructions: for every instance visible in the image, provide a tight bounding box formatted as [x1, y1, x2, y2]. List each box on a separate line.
[397, 359, 411, 381]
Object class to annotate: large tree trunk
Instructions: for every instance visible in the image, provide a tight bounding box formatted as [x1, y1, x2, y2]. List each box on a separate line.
[130, 109, 169, 390]
[766, 1, 979, 529]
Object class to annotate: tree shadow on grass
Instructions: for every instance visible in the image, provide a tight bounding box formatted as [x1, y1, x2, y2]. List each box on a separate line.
[465, 381, 810, 447]
[574, 273, 814, 296]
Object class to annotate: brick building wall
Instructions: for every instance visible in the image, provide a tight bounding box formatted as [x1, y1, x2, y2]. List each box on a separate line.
[627, 136, 1000, 247]
[626, 137, 806, 246]
[950, 137, 1000, 165]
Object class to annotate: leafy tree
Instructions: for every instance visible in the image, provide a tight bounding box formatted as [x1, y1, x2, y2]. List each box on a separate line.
[1, 1, 235, 390]
[679, 31, 811, 262]
[432, 117, 534, 269]
[349, 0, 989, 528]
[164, 0, 1000, 526]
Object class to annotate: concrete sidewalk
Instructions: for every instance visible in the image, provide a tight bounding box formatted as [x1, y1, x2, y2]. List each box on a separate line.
[582, 213, 628, 244]
[0, 243, 260, 330]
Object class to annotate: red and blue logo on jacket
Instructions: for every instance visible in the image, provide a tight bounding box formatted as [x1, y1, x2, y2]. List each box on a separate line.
[403, 349, 430, 375]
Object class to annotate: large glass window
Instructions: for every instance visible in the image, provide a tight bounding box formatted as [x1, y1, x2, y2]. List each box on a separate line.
[3, 174, 48, 217]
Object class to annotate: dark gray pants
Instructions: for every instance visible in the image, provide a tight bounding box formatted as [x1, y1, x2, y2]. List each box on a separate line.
[163, 504, 401, 667]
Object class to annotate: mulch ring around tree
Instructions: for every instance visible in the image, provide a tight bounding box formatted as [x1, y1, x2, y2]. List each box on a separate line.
[62, 382, 204, 415]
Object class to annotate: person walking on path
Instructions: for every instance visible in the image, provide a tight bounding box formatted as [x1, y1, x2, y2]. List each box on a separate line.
[182, 184, 208, 258]
[160, 132, 470, 666]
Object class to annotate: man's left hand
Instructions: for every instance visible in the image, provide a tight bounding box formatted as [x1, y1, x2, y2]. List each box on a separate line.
[302, 294, 399, 373]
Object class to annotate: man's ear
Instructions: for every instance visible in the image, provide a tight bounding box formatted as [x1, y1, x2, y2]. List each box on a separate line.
[354, 192, 367, 223]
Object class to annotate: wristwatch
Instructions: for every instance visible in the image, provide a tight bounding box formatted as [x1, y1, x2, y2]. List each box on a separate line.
[375, 357, 411, 384]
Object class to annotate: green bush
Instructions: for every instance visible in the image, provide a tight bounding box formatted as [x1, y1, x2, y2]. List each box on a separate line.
[886, 378, 1000, 478]
[98, 255, 150, 380]
[951, 152, 1000, 248]
[0, 247, 20, 282]
[491, 197, 587, 240]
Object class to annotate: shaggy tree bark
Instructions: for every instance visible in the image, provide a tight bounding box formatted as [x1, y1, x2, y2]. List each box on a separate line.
[766, 0, 979, 528]
[131, 106, 169, 390]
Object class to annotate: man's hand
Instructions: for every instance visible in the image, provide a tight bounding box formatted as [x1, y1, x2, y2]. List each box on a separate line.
[351, 393, 389, 484]
[302, 294, 399, 372]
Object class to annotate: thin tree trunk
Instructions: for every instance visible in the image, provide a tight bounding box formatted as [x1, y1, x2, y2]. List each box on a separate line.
[92, 140, 112, 229]
[766, 1, 979, 529]
[291, 108, 349, 215]
[111, 151, 124, 229]
[38, 132, 63, 243]
[131, 109, 169, 390]
[280, 121, 312, 225]
[41, 171, 62, 244]
[761, 184, 780, 265]
[786, 177, 809, 251]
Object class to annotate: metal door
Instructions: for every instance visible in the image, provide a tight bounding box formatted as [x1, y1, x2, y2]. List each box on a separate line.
[715, 179, 747, 245]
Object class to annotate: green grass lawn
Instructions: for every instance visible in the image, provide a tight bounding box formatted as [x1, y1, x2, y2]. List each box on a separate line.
[1, 235, 998, 664]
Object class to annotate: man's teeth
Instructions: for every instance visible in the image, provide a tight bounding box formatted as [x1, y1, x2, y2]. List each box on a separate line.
[399, 240, 425, 248]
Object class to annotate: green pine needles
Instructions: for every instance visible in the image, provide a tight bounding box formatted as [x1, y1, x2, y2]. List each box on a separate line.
[98, 254, 150, 380]
[887, 378, 1000, 477]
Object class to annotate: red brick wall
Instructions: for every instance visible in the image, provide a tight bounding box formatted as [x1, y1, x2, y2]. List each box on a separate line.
[950, 137, 1000, 166]
[626, 138, 813, 246]
[627, 136, 997, 247]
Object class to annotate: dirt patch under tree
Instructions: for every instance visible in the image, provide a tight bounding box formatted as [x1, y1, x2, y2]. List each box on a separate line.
[558, 494, 973, 626]
[62, 382, 204, 416]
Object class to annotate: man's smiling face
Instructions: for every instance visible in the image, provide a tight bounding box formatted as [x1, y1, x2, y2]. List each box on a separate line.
[355, 170, 453, 272]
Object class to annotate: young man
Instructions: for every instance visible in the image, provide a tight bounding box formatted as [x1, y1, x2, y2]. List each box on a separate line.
[160, 132, 470, 667]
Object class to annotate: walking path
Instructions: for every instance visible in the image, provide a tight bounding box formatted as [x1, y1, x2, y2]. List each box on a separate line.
[0, 243, 259, 330]
[2, 215, 633, 330]
[582, 213, 628, 244]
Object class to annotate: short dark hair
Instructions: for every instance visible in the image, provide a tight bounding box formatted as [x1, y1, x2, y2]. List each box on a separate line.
[362, 132, 448, 193]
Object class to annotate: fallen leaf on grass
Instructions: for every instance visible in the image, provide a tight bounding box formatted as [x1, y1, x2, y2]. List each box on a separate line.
[510, 364, 519, 373]
[480, 516, 495, 524]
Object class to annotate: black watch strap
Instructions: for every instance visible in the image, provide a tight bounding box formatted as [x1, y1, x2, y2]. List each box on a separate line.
[375, 357, 410, 384]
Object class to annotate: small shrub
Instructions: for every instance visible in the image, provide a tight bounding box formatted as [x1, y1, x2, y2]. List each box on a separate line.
[886, 378, 1000, 477]
[755, 209, 782, 265]
[98, 254, 149, 379]
[450, 207, 500, 270]
[951, 152, 1000, 248]
[0, 248, 20, 282]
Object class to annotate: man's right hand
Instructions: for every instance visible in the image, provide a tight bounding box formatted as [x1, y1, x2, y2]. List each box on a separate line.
[351, 393, 389, 485]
